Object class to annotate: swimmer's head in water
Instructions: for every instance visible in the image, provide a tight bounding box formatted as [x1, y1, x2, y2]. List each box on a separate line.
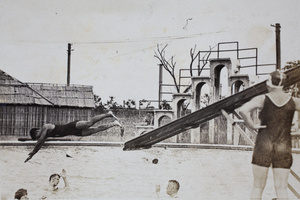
[14, 188, 28, 200]
[29, 128, 40, 140]
[266, 70, 287, 89]
[49, 173, 61, 181]
[166, 180, 180, 196]
[49, 173, 61, 186]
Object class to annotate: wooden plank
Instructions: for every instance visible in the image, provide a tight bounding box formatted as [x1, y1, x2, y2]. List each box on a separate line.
[220, 109, 254, 146]
[288, 183, 300, 199]
[124, 66, 300, 150]
[18, 137, 72, 142]
[232, 111, 258, 137]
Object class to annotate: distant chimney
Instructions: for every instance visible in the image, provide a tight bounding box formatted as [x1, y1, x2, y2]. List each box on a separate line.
[67, 43, 72, 86]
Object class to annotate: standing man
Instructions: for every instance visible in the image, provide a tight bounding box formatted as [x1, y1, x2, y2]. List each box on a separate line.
[25, 111, 124, 162]
[239, 70, 300, 199]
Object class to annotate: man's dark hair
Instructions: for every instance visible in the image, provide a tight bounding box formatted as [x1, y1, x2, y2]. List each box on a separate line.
[14, 188, 27, 200]
[49, 173, 61, 182]
[30, 128, 40, 140]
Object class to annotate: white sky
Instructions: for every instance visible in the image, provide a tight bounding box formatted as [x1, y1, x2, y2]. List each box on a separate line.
[0, 0, 300, 104]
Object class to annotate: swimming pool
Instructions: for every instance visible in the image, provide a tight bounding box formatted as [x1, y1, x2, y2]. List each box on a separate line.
[0, 145, 299, 199]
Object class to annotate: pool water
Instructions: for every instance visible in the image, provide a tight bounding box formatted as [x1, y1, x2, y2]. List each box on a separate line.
[0, 146, 299, 199]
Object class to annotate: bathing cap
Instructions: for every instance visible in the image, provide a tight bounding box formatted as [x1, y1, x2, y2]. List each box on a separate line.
[266, 70, 286, 89]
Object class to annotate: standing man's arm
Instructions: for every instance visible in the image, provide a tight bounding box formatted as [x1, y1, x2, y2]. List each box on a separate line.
[239, 95, 266, 130]
[24, 126, 48, 163]
[293, 97, 300, 112]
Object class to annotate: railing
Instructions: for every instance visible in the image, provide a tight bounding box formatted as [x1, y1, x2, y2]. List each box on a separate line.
[178, 41, 276, 93]
[138, 99, 172, 110]
[155, 41, 276, 109]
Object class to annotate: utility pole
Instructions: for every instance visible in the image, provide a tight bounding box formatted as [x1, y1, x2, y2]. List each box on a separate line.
[67, 43, 73, 86]
[271, 23, 281, 70]
[158, 64, 163, 108]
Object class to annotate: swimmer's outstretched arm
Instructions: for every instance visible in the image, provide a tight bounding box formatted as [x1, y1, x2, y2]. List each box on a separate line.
[24, 127, 48, 163]
[60, 169, 69, 188]
[239, 95, 266, 130]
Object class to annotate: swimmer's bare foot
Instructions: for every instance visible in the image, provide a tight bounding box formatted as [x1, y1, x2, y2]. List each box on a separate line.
[113, 120, 125, 137]
[113, 120, 122, 127]
[108, 111, 119, 120]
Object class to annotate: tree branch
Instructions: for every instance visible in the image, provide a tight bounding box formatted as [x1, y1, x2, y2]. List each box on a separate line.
[154, 44, 180, 93]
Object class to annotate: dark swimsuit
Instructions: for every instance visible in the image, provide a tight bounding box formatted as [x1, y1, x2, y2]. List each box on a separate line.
[46, 121, 83, 137]
[252, 95, 295, 169]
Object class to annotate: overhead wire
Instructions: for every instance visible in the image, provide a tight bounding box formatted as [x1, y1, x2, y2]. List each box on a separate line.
[0, 28, 236, 46]
[72, 29, 233, 45]
[0, 28, 240, 57]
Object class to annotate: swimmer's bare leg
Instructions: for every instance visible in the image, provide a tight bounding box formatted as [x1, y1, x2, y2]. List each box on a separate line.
[107, 111, 119, 121]
[113, 120, 125, 137]
[81, 120, 123, 136]
[76, 111, 119, 129]
[107, 112, 124, 137]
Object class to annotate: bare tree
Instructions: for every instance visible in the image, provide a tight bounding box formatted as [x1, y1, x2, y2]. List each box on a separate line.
[198, 46, 213, 76]
[189, 44, 198, 77]
[155, 44, 215, 94]
[183, 45, 213, 93]
[190, 45, 216, 76]
[154, 44, 180, 93]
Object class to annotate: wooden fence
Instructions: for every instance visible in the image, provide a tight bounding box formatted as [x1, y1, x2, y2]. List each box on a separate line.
[0, 105, 92, 136]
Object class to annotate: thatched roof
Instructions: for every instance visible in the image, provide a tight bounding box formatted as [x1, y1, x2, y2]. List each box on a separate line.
[28, 83, 95, 108]
[0, 69, 53, 105]
[0, 69, 95, 108]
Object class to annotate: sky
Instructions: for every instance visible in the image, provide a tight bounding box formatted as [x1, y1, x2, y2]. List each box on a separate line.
[0, 0, 300, 105]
